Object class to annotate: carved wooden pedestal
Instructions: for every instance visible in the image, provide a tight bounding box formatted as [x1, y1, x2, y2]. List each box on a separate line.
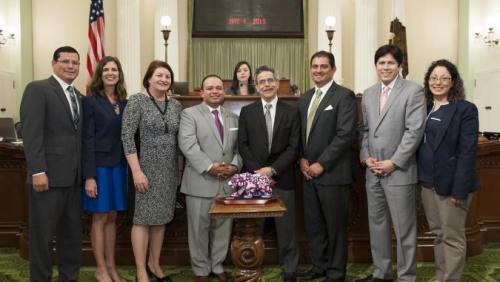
[231, 218, 264, 281]
[209, 198, 286, 282]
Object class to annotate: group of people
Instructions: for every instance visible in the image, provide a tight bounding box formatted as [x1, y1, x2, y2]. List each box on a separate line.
[19, 43, 479, 282]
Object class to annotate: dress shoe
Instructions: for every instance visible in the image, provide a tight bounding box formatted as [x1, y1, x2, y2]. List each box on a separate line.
[322, 278, 345, 282]
[354, 275, 393, 282]
[297, 269, 325, 281]
[146, 265, 172, 282]
[284, 272, 297, 282]
[212, 271, 234, 282]
[194, 275, 210, 282]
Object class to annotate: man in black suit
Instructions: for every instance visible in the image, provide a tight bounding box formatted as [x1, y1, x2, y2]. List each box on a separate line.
[297, 51, 357, 282]
[20, 46, 83, 282]
[238, 65, 300, 282]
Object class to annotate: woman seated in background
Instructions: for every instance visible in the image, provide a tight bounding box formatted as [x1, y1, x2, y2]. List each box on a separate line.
[82, 56, 128, 282]
[122, 60, 182, 282]
[418, 59, 480, 282]
[226, 60, 256, 95]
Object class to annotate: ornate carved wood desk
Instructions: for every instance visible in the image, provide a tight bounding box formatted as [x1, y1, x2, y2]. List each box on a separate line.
[209, 198, 286, 282]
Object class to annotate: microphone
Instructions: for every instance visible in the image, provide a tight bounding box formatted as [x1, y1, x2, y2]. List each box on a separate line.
[239, 81, 255, 87]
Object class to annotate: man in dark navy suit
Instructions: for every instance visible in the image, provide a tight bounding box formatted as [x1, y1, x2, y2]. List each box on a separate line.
[21, 46, 83, 282]
[297, 51, 357, 282]
[238, 65, 300, 282]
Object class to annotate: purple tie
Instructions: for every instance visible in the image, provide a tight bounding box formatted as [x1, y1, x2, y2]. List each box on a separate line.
[212, 109, 224, 143]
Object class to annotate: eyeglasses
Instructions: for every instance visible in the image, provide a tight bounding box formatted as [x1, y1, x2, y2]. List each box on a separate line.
[257, 78, 276, 85]
[429, 76, 451, 83]
[57, 60, 80, 66]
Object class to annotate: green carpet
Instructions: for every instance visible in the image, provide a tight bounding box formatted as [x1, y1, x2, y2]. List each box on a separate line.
[1, 245, 500, 281]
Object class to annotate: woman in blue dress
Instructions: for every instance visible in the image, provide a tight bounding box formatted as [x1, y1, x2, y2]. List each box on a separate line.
[82, 56, 128, 282]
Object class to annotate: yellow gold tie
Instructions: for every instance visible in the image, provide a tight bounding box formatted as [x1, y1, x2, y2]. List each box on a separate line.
[306, 89, 322, 144]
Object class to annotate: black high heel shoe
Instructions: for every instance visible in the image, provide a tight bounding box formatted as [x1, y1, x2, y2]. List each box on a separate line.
[146, 265, 172, 282]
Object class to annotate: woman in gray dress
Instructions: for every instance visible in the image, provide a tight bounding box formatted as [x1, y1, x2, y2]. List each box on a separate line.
[122, 60, 182, 282]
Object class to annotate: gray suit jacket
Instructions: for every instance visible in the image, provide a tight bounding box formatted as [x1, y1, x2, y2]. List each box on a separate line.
[179, 102, 242, 198]
[20, 76, 83, 186]
[360, 76, 426, 185]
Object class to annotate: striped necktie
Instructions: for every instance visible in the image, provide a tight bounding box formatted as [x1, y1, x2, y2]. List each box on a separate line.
[264, 103, 273, 152]
[66, 86, 79, 128]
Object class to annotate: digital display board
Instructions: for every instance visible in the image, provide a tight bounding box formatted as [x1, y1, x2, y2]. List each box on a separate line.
[193, 0, 304, 38]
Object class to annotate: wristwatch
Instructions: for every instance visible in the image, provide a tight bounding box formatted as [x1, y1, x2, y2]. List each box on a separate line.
[271, 167, 277, 176]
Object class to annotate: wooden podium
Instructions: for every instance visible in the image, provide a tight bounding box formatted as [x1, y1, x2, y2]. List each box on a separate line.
[209, 197, 286, 282]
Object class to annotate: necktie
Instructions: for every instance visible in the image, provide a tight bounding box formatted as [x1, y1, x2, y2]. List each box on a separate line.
[67, 86, 79, 128]
[379, 85, 391, 113]
[264, 103, 273, 152]
[212, 109, 224, 143]
[306, 89, 322, 144]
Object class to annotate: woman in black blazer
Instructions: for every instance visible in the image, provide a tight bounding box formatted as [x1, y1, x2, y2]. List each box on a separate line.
[418, 59, 479, 282]
[225, 61, 256, 95]
[82, 56, 128, 282]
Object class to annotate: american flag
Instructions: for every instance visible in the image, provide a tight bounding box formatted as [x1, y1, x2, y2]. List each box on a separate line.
[87, 0, 105, 77]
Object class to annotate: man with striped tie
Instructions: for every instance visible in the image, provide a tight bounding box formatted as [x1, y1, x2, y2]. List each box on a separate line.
[238, 65, 300, 282]
[20, 46, 83, 281]
[297, 51, 358, 282]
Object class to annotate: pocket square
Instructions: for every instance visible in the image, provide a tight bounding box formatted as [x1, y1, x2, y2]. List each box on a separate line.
[324, 105, 334, 111]
[229, 127, 238, 131]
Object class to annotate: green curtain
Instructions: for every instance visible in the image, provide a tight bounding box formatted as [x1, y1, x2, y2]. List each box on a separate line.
[303, 0, 310, 91]
[190, 38, 305, 91]
[187, 0, 308, 93]
[187, 0, 193, 89]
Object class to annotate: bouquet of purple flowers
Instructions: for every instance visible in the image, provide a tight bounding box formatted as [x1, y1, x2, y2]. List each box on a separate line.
[228, 172, 272, 199]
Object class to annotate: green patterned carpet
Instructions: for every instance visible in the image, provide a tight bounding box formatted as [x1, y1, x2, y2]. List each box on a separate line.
[1, 245, 500, 281]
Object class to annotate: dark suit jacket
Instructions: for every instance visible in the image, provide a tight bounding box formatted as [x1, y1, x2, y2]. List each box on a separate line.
[419, 100, 480, 199]
[82, 95, 127, 179]
[238, 99, 300, 190]
[20, 76, 83, 186]
[298, 81, 358, 186]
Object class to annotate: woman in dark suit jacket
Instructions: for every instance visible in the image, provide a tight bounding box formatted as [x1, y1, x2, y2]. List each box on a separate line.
[82, 56, 128, 282]
[225, 61, 256, 95]
[418, 59, 480, 282]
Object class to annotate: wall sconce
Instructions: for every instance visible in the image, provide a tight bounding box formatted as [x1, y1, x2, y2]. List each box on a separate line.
[474, 26, 499, 47]
[160, 16, 172, 62]
[0, 29, 16, 47]
[325, 16, 336, 53]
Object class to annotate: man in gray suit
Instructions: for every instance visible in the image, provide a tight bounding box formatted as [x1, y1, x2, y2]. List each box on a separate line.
[357, 45, 426, 282]
[179, 74, 242, 282]
[20, 46, 83, 282]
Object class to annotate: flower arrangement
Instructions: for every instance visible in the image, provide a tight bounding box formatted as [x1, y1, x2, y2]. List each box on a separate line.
[228, 172, 272, 199]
